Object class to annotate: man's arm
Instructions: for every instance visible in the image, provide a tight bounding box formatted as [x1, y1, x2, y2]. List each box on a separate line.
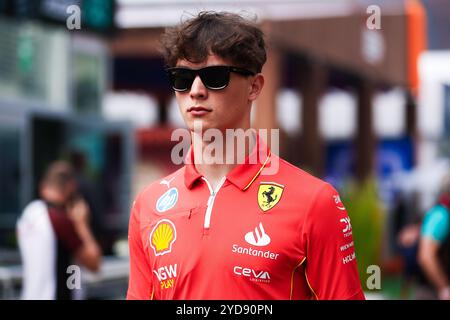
[127, 199, 154, 300]
[68, 199, 102, 272]
[418, 237, 450, 299]
[73, 220, 102, 272]
[418, 206, 450, 300]
[303, 184, 365, 300]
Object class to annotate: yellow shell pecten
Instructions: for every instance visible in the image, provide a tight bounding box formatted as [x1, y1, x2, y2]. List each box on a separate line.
[152, 221, 174, 252]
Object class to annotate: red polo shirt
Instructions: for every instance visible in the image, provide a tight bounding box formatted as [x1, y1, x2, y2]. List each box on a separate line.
[127, 136, 365, 300]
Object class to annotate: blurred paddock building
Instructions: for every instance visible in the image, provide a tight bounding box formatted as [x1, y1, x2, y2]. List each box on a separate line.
[0, 0, 449, 299]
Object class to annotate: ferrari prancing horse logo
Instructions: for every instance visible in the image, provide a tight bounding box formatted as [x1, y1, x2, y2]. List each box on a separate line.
[258, 183, 284, 212]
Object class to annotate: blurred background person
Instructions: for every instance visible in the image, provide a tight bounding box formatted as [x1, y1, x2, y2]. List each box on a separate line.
[416, 172, 450, 300]
[396, 214, 422, 299]
[16, 161, 102, 300]
[0, 0, 449, 300]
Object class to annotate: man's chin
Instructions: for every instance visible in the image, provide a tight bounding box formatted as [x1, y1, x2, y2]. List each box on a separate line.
[187, 120, 219, 133]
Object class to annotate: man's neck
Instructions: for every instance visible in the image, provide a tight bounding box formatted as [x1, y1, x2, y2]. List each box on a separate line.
[192, 128, 256, 190]
[44, 199, 66, 212]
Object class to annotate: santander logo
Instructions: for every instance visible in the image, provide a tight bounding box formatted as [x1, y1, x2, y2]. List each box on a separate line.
[245, 222, 271, 247]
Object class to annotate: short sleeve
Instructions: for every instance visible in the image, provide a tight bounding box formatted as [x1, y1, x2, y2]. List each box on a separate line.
[421, 206, 450, 243]
[126, 198, 154, 300]
[302, 184, 365, 300]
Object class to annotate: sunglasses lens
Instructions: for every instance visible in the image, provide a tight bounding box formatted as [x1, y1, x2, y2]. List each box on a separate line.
[201, 66, 230, 89]
[169, 69, 194, 91]
[167, 66, 232, 91]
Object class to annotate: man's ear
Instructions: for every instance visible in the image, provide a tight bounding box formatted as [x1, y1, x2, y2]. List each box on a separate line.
[248, 73, 264, 102]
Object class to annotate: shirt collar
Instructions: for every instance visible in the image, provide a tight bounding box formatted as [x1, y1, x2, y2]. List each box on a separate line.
[184, 146, 203, 189]
[184, 134, 271, 191]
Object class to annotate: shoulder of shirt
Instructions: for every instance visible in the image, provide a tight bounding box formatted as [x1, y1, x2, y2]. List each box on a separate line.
[133, 166, 185, 203]
[276, 156, 334, 194]
[20, 199, 48, 219]
[17, 200, 49, 229]
[424, 205, 449, 222]
[271, 156, 340, 223]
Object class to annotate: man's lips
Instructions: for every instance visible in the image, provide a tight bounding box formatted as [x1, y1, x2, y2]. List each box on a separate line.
[187, 106, 212, 115]
[188, 106, 212, 112]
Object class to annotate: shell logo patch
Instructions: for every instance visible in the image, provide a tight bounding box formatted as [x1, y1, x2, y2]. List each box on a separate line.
[150, 219, 177, 256]
[258, 182, 284, 212]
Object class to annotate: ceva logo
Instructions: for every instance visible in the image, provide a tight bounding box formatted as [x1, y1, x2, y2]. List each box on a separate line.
[156, 188, 178, 212]
[233, 266, 271, 284]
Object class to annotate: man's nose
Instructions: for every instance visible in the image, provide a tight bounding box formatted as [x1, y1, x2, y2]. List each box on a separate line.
[190, 75, 207, 99]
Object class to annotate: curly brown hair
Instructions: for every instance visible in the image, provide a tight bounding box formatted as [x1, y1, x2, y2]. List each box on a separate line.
[160, 11, 267, 73]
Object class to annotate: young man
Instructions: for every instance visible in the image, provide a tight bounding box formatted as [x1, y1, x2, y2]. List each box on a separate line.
[417, 173, 450, 300]
[127, 11, 364, 300]
[17, 161, 102, 300]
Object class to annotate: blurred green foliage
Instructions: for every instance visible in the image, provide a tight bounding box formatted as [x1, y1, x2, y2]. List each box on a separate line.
[341, 177, 385, 290]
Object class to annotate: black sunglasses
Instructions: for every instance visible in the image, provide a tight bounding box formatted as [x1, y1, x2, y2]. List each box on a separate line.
[166, 65, 256, 92]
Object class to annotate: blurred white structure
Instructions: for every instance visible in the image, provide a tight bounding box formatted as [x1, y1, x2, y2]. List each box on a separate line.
[103, 91, 159, 128]
[391, 51, 450, 213]
[276, 89, 302, 135]
[373, 89, 406, 138]
[418, 51, 450, 140]
[394, 159, 450, 214]
[319, 90, 357, 140]
[417, 51, 450, 165]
